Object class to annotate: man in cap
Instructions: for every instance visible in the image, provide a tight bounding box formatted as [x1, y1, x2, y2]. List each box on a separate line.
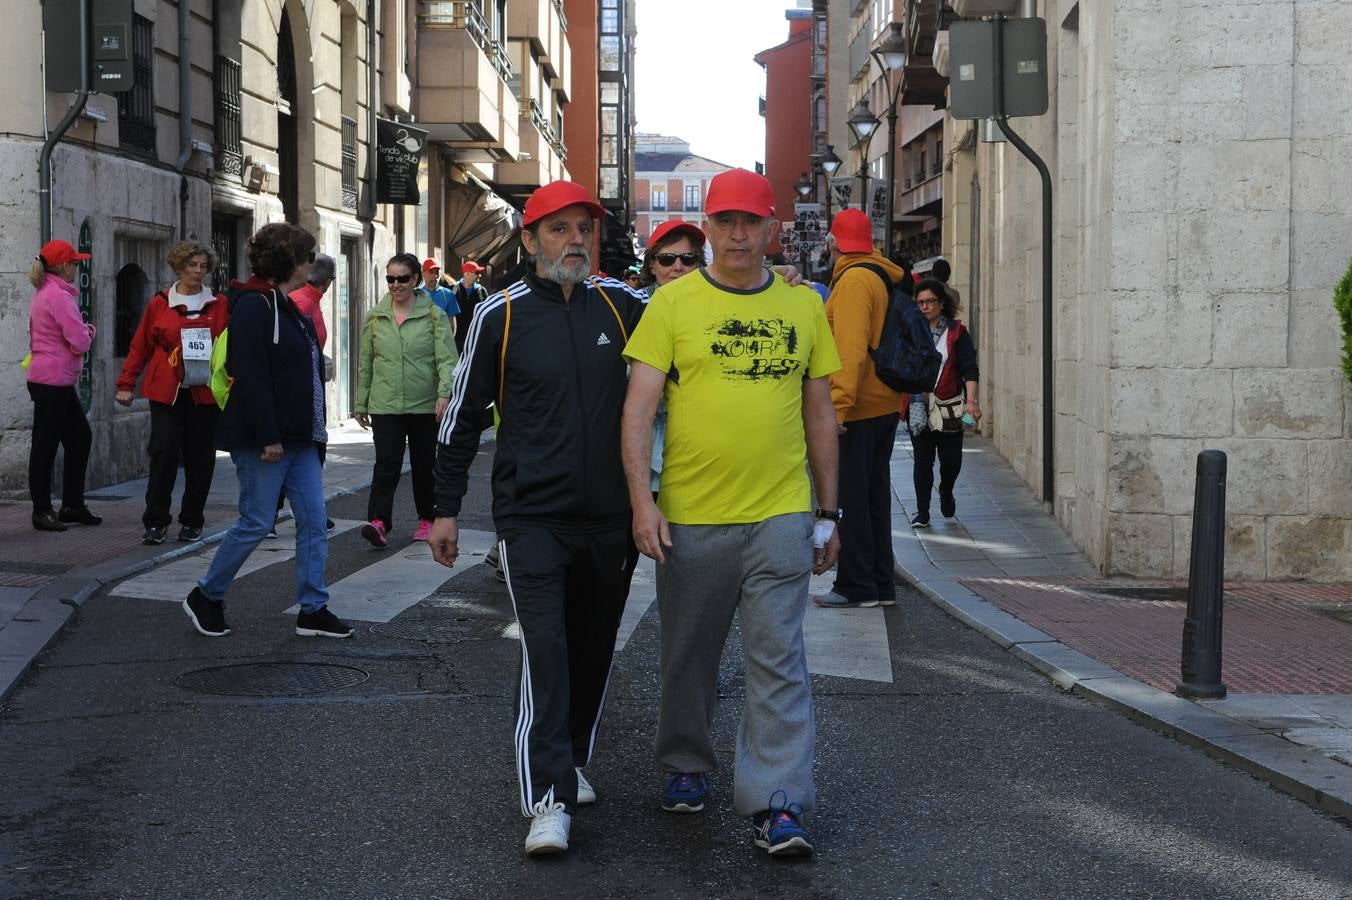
[624, 264, 643, 290]
[428, 180, 647, 856]
[620, 167, 842, 857]
[452, 261, 488, 353]
[421, 258, 461, 325]
[812, 208, 905, 610]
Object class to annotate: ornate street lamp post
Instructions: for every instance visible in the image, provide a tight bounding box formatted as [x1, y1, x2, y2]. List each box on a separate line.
[820, 144, 843, 222]
[846, 100, 880, 221]
[870, 26, 908, 255]
[793, 171, 814, 277]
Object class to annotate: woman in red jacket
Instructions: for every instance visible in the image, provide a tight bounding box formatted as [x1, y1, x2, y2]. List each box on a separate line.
[115, 241, 229, 544]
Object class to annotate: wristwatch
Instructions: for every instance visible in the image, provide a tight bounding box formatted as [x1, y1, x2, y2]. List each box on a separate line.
[814, 507, 843, 523]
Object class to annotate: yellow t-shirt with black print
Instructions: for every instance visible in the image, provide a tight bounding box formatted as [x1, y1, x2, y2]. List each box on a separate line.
[623, 269, 841, 525]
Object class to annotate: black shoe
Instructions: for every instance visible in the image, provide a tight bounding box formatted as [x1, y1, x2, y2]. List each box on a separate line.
[326, 518, 335, 532]
[910, 511, 931, 528]
[178, 525, 202, 542]
[939, 492, 956, 518]
[296, 606, 353, 639]
[266, 519, 279, 539]
[32, 510, 67, 532]
[142, 526, 168, 545]
[183, 587, 230, 637]
[58, 506, 103, 526]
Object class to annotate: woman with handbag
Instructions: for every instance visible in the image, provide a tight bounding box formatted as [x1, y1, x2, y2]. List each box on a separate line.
[907, 279, 980, 528]
[115, 241, 228, 544]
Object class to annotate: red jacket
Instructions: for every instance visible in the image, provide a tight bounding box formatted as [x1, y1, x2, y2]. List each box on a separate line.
[289, 282, 328, 346]
[116, 288, 229, 405]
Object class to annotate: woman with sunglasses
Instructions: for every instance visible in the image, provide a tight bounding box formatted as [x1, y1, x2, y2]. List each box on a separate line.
[354, 252, 458, 547]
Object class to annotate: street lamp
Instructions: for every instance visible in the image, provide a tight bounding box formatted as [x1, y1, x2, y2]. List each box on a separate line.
[793, 172, 813, 276]
[819, 144, 844, 222]
[846, 99, 880, 216]
[870, 24, 909, 256]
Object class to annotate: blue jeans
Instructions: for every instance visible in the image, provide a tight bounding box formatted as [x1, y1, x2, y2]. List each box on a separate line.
[198, 444, 329, 613]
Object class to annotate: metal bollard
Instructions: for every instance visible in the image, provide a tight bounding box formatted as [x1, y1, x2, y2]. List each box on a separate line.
[1176, 450, 1228, 700]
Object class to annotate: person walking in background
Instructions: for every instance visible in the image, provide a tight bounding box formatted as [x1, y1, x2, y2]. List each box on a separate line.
[114, 240, 229, 544]
[25, 239, 99, 533]
[624, 264, 644, 290]
[428, 181, 646, 856]
[182, 222, 351, 640]
[289, 253, 334, 348]
[451, 261, 488, 354]
[907, 277, 980, 528]
[354, 252, 457, 547]
[812, 209, 905, 610]
[931, 257, 960, 307]
[422, 257, 460, 327]
[621, 168, 841, 857]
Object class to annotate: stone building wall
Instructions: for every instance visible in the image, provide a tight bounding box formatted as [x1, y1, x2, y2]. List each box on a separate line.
[947, 0, 1352, 580]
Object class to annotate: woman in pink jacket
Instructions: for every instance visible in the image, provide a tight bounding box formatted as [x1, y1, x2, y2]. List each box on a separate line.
[26, 239, 99, 532]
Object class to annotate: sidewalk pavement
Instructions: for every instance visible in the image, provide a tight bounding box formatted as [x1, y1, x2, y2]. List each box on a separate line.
[889, 430, 1352, 822]
[0, 421, 382, 701]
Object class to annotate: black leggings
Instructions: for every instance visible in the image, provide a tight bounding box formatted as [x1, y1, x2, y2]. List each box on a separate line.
[911, 427, 964, 514]
[27, 383, 92, 513]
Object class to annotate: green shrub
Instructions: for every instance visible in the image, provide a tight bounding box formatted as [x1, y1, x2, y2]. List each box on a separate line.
[1338, 256, 1352, 381]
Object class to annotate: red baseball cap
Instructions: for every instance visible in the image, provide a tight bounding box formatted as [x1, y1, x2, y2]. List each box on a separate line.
[422, 257, 441, 271]
[461, 261, 484, 275]
[704, 168, 775, 218]
[829, 208, 873, 254]
[39, 239, 90, 266]
[522, 180, 606, 226]
[646, 219, 706, 250]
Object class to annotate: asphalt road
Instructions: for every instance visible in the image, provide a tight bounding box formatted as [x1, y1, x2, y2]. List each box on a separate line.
[2, 444, 1351, 899]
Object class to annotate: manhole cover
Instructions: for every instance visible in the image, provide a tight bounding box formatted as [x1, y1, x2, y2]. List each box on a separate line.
[371, 616, 512, 644]
[176, 662, 369, 697]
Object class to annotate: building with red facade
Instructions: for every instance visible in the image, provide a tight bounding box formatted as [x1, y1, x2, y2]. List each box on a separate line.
[754, 8, 814, 256]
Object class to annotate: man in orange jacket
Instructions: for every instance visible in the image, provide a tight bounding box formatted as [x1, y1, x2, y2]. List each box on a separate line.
[814, 208, 905, 610]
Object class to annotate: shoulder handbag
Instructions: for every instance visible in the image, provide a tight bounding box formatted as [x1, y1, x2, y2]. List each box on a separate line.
[927, 392, 966, 433]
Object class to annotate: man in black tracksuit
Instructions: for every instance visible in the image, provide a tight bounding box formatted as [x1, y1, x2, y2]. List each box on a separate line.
[429, 181, 645, 856]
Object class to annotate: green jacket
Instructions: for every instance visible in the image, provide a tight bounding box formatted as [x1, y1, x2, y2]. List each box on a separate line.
[355, 289, 458, 415]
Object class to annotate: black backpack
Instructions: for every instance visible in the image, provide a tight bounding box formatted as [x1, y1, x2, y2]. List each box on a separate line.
[844, 263, 942, 394]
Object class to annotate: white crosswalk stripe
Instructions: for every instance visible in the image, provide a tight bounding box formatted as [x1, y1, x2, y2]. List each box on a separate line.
[109, 521, 893, 682]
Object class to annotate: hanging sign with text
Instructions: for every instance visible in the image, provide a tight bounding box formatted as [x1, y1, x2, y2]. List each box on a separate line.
[375, 118, 429, 205]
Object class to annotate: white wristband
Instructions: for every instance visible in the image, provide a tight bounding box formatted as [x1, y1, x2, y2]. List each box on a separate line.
[813, 519, 836, 549]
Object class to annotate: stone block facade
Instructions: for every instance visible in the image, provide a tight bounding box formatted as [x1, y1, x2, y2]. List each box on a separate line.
[945, 0, 1352, 580]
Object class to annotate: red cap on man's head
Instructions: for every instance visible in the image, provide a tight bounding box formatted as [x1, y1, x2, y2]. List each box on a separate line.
[829, 208, 873, 254]
[422, 257, 441, 271]
[39, 239, 90, 267]
[522, 180, 606, 226]
[646, 219, 705, 250]
[461, 261, 484, 275]
[704, 168, 775, 218]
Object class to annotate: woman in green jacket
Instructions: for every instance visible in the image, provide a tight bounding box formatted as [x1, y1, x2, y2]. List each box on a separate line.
[355, 252, 458, 546]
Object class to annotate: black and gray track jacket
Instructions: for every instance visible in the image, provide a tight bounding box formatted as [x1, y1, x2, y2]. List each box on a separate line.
[433, 271, 647, 532]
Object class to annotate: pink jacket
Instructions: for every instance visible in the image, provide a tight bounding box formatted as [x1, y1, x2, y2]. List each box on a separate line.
[27, 274, 93, 387]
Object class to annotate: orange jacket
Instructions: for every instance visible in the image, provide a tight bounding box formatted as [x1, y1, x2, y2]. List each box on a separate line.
[825, 252, 905, 422]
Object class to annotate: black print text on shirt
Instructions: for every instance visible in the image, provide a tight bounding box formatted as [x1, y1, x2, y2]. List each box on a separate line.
[707, 317, 802, 382]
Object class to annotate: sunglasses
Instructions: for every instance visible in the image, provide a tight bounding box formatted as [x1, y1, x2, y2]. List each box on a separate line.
[653, 252, 701, 267]
[386, 273, 415, 284]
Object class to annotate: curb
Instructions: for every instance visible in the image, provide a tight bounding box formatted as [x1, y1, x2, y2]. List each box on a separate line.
[0, 471, 386, 704]
[895, 559, 1352, 824]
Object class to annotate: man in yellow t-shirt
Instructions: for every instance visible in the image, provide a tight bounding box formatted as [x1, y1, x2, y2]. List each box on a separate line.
[621, 168, 842, 858]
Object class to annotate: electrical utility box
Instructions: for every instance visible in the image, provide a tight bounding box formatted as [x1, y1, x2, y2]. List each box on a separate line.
[42, 0, 135, 93]
[947, 18, 1049, 120]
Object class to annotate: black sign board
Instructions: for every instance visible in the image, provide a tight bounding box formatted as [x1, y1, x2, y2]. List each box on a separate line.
[43, 0, 135, 93]
[948, 18, 1049, 121]
[376, 118, 428, 205]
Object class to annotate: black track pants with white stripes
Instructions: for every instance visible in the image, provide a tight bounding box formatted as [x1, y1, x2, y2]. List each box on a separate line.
[498, 525, 634, 816]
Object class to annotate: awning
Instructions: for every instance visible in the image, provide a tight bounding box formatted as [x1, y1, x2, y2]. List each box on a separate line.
[444, 177, 520, 262]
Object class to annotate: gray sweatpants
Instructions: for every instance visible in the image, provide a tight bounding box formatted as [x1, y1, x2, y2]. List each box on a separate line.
[655, 511, 817, 821]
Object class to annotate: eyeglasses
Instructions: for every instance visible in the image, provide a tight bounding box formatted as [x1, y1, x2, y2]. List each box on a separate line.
[653, 252, 701, 267]
[916, 298, 941, 307]
[386, 274, 415, 284]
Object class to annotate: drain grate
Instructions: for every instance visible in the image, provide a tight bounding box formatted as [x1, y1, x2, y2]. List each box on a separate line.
[371, 615, 511, 644]
[176, 662, 369, 697]
[1089, 586, 1219, 605]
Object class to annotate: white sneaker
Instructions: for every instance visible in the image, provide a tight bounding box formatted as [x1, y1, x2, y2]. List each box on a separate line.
[576, 768, 596, 805]
[524, 802, 570, 855]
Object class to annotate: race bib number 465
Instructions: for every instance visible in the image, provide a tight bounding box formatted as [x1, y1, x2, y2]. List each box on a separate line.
[181, 328, 212, 362]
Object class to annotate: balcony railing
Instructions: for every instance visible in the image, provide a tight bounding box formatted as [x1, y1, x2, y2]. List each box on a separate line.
[418, 2, 514, 83]
[552, 0, 567, 30]
[341, 115, 358, 211]
[848, 17, 874, 82]
[214, 55, 242, 177]
[652, 201, 666, 212]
